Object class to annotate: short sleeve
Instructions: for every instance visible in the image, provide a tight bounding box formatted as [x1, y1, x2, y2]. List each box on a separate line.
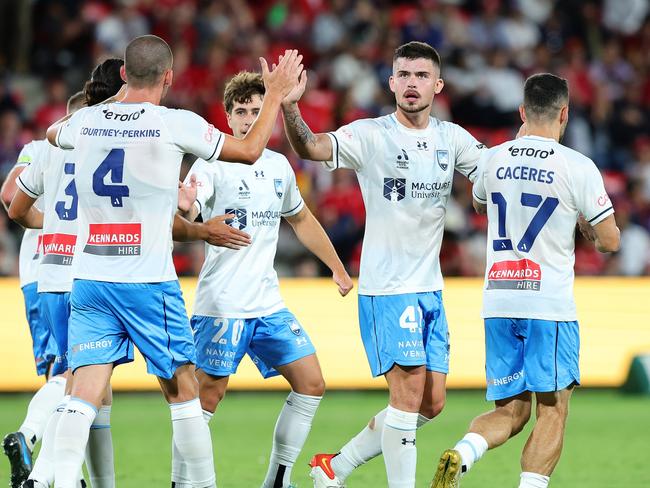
[14, 142, 35, 169]
[281, 163, 304, 217]
[472, 148, 492, 204]
[183, 158, 215, 216]
[16, 143, 46, 199]
[56, 108, 86, 150]
[323, 121, 374, 172]
[452, 124, 485, 182]
[166, 110, 225, 163]
[572, 160, 614, 226]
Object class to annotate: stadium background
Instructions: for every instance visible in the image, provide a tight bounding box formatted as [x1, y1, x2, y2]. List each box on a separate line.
[0, 0, 649, 486]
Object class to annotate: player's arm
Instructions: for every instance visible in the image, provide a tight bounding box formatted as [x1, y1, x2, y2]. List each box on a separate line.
[473, 199, 487, 215]
[172, 213, 251, 250]
[285, 206, 353, 296]
[1, 165, 24, 211]
[578, 214, 620, 253]
[218, 50, 304, 164]
[280, 72, 333, 162]
[8, 189, 43, 229]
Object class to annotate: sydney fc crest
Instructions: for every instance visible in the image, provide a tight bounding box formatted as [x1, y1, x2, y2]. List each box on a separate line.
[383, 178, 406, 202]
[274, 179, 283, 199]
[224, 208, 247, 230]
[436, 150, 449, 171]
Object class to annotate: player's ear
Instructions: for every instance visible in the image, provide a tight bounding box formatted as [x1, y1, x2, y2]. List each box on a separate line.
[120, 65, 127, 83]
[434, 78, 444, 95]
[519, 104, 527, 124]
[388, 75, 396, 94]
[164, 69, 174, 88]
[559, 104, 569, 125]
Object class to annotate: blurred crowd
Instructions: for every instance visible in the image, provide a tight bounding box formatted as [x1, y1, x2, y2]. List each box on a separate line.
[0, 0, 649, 278]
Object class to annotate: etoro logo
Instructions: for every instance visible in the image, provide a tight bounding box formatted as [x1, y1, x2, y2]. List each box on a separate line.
[225, 208, 247, 230]
[42, 233, 77, 266]
[383, 178, 406, 202]
[487, 259, 541, 291]
[84, 223, 141, 256]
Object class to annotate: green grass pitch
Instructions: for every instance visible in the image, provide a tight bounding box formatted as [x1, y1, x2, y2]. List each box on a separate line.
[1, 390, 648, 487]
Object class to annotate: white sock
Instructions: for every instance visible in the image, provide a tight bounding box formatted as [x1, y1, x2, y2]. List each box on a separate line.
[85, 405, 115, 488]
[170, 398, 216, 488]
[29, 394, 70, 485]
[172, 409, 214, 488]
[262, 391, 322, 488]
[54, 398, 97, 488]
[19, 375, 66, 449]
[519, 471, 550, 487]
[331, 410, 431, 481]
[381, 406, 418, 488]
[332, 408, 387, 480]
[454, 432, 488, 475]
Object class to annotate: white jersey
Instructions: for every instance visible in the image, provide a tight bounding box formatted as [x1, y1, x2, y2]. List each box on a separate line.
[473, 135, 615, 321]
[56, 102, 225, 283]
[324, 113, 484, 295]
[17, 140, 77, 292]
[13, 142, 43, 288]
[188, 149, 304, 318]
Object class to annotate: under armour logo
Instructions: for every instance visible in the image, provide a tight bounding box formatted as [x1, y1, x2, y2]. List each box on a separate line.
[255, 170, 265, 178]
[417, 140, 428, 150]
[401, 438, 416, 446]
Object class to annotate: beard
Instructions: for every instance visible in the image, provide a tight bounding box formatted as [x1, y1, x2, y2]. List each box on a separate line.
[397, 99, 430, 114]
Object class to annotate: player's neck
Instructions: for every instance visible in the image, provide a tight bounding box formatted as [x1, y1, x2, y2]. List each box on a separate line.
[523, 123, 560, 142]
[394, 108, 430, 130]
[120, 86, 163, 105]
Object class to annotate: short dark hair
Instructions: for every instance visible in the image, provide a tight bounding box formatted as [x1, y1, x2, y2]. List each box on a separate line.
[223, 71, 265, 114]
[523, 73, 569, 122]
[84, 58, 125, 106]
[124, 35, 173, 88]
[67, 91, 86, 113]
[393, 41, 441, 72]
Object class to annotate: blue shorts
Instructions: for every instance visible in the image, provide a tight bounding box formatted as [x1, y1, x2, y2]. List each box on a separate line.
[358, 291, 450, 377]
[69, 279, 196, 379]
[485, 318, 580, 401]
[191, 309, 316, 378]
[22, 283, 58, 376]
[40, 291, 71, 375]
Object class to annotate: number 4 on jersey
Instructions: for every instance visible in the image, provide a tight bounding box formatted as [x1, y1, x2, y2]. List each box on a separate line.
[93, 148, 129, 207]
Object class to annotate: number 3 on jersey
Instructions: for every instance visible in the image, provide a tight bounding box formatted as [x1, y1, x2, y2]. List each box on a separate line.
[491, 191, 559, 252]
[93, 148, 129, 207]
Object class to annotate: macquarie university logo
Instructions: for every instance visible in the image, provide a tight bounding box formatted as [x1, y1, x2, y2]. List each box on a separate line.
[436, 150, 449, 171]
[84, 223, 141, 256]
[225, 208, 247, 230]
[383, 178, 406, 202]
[487, 259, 541, 291]
[42, 233, 76, 265]
[274, 179, 283, 199]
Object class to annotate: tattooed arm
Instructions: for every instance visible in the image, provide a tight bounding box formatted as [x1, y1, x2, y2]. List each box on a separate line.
[280, 71, 333, 161]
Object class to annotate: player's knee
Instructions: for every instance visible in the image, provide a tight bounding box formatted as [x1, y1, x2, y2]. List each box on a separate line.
[420, 397, 446, 419]
[511, 407, 532, 435]
[294, 376, 326, 397]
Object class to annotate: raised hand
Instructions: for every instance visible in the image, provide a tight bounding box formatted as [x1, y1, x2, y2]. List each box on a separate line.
[260, 49, 304, 100]
[177, 174, 197, 213]
[203, 213, 253, 250]
[282, 70, 308, 106]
